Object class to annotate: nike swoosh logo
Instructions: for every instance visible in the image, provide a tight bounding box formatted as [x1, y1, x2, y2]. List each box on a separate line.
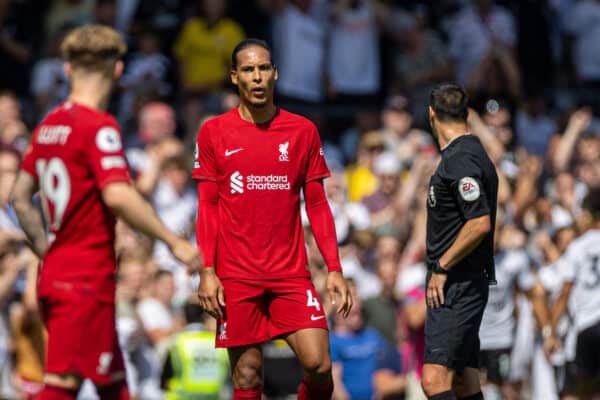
[310, 315, 326, 321]
[225, 148, 243, 156]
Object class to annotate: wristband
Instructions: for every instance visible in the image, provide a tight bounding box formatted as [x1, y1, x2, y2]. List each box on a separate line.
[431, 259, 448, 275]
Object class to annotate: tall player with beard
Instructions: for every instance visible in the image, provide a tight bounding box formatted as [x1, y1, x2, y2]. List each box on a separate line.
[11, 25, 201, 400]
[195, 39, 353, 400]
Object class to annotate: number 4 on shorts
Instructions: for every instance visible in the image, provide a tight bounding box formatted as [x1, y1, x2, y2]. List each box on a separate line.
[306, 290, 321, 311]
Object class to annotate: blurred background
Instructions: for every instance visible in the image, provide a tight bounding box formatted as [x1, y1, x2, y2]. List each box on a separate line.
[1, 0, 600, 399]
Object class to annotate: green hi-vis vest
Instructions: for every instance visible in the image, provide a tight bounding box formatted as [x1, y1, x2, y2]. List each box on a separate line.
[165, 330, 229, 400]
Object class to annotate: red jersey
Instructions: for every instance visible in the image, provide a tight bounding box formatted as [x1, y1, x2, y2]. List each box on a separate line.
[193, 108, 330, 280]
[21, 101, 131, 300]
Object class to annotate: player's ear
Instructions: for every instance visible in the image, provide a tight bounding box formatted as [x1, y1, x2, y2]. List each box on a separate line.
[273, 64, 278, 81]
[63, 62, 72, 80]
[428, 106, 435, 120]
[230, 68, 238, 86]
[114, 60, 124, 80]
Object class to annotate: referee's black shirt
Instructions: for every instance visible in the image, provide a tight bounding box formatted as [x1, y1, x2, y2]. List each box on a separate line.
[426, 134, 498, 283]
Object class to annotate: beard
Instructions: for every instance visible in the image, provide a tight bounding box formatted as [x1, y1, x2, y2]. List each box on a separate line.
[250, 99, 268, 108]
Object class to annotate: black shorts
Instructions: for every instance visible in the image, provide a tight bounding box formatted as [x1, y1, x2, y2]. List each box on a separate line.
[556, 361, 578, 396]
[424, 274, 489, 373]
[575, 320, 600, 379]
[479, 348, 511, 384]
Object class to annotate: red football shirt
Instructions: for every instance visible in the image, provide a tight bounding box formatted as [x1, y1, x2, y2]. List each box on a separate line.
[21, 101, 131, 300]
[193, 108, 330, 280]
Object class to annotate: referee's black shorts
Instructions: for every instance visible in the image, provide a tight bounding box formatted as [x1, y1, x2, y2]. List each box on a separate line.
[424, 272, 489, 373]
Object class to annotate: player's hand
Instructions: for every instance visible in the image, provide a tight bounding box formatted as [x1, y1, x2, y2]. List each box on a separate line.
[170, 238, 202, 273]
[326, 271, 353, 318]
[198, 267, 225, 320]
[543, 333, 561, 359]
[427, 272, 447, 308]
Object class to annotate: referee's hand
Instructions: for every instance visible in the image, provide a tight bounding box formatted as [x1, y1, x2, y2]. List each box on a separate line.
[427, 273, 447, 308]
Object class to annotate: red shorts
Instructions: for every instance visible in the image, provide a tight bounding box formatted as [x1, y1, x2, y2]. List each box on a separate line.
[216, 277, 328, 348]
[39, 288, 125, 385]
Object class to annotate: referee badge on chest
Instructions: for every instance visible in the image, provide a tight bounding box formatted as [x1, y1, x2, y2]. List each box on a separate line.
[428, 185, 436, 207]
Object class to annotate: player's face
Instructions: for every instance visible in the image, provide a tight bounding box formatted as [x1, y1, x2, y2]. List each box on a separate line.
[231, 46, 277, 108]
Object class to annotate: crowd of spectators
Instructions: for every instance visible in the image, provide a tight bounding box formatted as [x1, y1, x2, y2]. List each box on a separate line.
[1, 0, 600, 399]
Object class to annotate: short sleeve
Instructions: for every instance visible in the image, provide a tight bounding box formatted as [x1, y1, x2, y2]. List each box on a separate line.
[89, 118, 132, 189]
[305, 124, 330, 183]
[444, 153, 490, 220]
[192, 122, 217, 181]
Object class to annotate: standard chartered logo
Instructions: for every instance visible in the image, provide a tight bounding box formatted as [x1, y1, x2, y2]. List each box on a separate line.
[229, 171, 291, 194]
[230, 171, 244, 194]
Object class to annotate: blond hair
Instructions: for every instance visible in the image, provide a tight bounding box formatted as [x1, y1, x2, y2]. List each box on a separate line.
[61, 24, 127, 73]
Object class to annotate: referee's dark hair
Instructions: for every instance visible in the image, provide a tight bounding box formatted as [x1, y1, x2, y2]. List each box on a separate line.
[430, 83, 469, 123]
[231, 38, 273, 70]
[582, 186, 600, 219]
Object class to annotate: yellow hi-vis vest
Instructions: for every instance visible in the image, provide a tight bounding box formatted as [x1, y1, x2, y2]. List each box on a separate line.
[165, 330, 229, 400]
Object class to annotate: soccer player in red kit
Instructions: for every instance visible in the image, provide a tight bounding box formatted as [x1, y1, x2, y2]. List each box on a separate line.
[195, 39, 353, 400]
[11, 25, 201, 400]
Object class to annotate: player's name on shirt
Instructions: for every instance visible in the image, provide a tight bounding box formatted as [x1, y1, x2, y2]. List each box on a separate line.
[37, 125, 72, 145]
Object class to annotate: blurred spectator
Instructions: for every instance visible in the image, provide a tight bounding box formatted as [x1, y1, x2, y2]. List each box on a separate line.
[0, 145, 23, 233]
[515, 91, 557, 156]
[151, 155, 196, 302]
[388, 12, 452, 125]
[30, 28, 70, 119]
[362, 151, 402, 234]
[130, 0, 186, 52]
[9, 255, 45, 400]
[448, 0, 516, 85]
[372, 338, 407, 400]
[136, 270, 184, 399]
[465, 37, 522, 106]
[0, 0, 44, 97]
[160, 302, 230, 400]
[94, 0, 117, 27]
[564, 0, 600, 85]
[0, 235, 28, 399]
[173, 0, 244, 113]
[362, 258, 400, 347]
[340, 110, 381, 164]
[331, 281, 388, 400]
[44, 0, 94, 40]
[345, 130, 384, 202]
[327, 0, 381, 105]
[125, 102, 184, 197]
[0, 91, 21, 132]
[271, 0, 328, 108]
[119, 30, 171, 126]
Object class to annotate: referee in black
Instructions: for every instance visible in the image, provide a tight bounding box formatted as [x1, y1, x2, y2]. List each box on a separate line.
[421, 83, 498, 400]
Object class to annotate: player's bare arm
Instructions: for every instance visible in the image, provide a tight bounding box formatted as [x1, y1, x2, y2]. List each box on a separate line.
[428, 214, 491, 308]
[102, 181, 202, 272]
[11, 170, 48, 259]
[524, 282, 560, 357]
